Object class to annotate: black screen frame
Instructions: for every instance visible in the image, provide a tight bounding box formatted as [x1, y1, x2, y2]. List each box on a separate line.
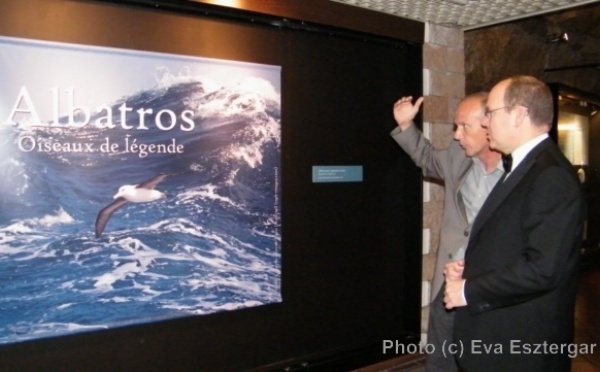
[0, 0, 424, 370]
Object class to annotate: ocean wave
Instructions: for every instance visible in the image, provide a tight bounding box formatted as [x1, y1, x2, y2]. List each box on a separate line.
[0, 70, 281, 345]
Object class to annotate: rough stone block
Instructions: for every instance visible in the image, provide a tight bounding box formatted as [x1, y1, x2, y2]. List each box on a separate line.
[423, 43, 465, 74]
[422, 252, 436, 282]
[422, 95, 449, 123]
[431, 122, 455, 148]
[429, 70, 465, 99]
[427, 23, 464, 48]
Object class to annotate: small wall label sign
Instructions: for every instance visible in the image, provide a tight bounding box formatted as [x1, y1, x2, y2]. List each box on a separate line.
[312, 165, 363, 183]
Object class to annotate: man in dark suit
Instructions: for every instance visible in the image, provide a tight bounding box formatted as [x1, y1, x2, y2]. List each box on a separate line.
[444, 75, 584, 371]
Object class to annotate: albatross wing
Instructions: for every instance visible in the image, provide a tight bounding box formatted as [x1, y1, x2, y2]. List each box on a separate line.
[95, 197, 129, 238]
[94, 172, 185, 237]
[137, 173, 173, 190]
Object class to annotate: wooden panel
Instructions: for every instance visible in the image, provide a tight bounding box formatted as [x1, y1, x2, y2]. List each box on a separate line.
[135, 0, 424, 43]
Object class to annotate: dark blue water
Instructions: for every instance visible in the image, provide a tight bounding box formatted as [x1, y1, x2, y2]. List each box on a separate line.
[0, 80, 281, 344]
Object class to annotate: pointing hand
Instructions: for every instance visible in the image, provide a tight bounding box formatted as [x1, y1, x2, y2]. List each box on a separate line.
[393, 96, 424, 130]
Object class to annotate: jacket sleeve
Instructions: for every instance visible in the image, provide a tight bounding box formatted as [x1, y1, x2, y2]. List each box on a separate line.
[391, 124, 463, 181]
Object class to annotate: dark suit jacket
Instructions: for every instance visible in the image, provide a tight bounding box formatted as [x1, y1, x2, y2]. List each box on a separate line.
[454, 138, 584, 372]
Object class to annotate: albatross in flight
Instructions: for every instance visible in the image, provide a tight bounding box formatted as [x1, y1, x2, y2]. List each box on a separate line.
[95, 173, 173, 238]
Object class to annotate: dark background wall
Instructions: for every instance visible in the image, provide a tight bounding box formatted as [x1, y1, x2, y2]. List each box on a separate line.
[465, 2, 600, 95]
[465, 3, 600, 260]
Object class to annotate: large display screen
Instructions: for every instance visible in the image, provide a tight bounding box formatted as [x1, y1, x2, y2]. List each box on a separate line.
[0, 35, 282, 345]
[0, 1, 423, 370]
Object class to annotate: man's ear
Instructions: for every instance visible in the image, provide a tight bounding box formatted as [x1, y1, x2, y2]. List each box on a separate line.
[514, 105, 529, 127]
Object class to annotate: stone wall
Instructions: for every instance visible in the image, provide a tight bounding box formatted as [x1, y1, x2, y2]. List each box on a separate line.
[420, 23, 465, 338]
[465, 3, 600, 95]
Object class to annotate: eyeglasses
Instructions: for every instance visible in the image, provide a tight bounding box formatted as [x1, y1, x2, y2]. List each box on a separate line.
[484, 106, 510, 118]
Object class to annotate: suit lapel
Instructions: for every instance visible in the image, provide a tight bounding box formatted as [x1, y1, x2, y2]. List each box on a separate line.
[468, 139, 554, 243]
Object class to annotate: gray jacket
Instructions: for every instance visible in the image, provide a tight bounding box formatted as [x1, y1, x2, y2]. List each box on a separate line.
[391, 124, 472, 300]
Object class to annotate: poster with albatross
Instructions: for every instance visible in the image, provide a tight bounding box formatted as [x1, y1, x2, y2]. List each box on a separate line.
[0, 36, 281, 344]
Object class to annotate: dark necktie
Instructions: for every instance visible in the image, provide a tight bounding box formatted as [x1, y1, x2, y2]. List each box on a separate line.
[502, 154, 512, 173]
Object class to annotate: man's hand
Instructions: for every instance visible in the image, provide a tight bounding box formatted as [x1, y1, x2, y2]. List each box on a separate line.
[443, 260, 466, 309]
[393, 96, 424, 130]
[444, 278, 467, 309]
[444, 259, 464, 281]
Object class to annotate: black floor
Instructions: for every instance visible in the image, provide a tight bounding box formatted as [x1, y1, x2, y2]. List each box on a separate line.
[359, 254, 600, 372]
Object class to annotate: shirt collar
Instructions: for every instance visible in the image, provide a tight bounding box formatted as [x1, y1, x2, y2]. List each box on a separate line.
[472, 156, 504, 175]
[509, 133, 549, 173]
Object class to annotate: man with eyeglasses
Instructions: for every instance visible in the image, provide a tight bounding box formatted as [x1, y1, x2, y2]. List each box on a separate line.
[391, 92, 503, 372]
[444, 75, 584, 371]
